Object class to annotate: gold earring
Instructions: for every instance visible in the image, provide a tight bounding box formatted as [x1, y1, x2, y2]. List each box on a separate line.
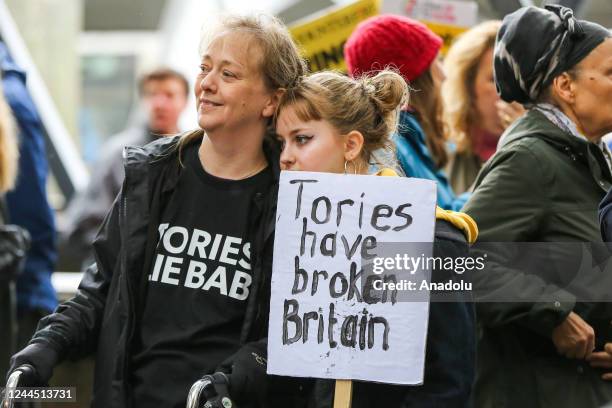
[344, 160, 357, 175]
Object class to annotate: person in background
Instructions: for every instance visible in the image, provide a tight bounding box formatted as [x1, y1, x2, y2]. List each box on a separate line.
[0, 63, 23, 377]
[463, 5, 612, 407]
[0, 40, 57, 355]
[442, 20, 525, 194]
[63, 67, 189, 267]
[8, 13, 310, 408]
[344, 14, 468, 211]
[275, 70, 477, 407]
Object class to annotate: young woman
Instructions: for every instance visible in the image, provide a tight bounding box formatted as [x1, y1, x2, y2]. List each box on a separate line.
[275, 70, 478, 407]
[442, 20, 524, 193]
[8, 14, 308, 408]
[344, 15, 469, 211]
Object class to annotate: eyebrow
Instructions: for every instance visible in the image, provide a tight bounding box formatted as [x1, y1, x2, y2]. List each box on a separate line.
[288, 127, 310, 136]
[201, 56, 245, 70]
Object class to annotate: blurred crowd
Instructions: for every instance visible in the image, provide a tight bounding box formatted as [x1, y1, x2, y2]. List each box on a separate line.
[1, 3, 612, 408]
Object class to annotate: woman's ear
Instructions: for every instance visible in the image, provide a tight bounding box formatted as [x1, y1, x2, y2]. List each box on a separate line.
[344, 130, 365, 161]
[262, 88, 286, 118]
[551, 72, 576, 105]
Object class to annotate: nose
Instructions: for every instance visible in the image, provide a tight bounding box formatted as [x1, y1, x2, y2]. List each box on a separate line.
[150, 93, 168, 109]
[199, 70, 217, 94]
[279, 143, 295, 170]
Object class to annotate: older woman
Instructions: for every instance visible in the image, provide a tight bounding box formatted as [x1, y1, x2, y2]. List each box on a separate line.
[463, 5, 612, 408]
[8, 13, 308, 408]
[442, 20, 524, 193]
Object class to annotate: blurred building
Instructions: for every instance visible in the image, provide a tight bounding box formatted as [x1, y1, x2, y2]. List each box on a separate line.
[1, 0, 611, 218]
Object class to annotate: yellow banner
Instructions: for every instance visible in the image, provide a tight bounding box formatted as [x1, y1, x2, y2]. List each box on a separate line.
[290, 0, 381, 73]
[421, 20, 468, 55]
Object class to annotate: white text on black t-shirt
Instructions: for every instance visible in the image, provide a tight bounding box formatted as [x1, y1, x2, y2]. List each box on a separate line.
[148, 223, 252, 301]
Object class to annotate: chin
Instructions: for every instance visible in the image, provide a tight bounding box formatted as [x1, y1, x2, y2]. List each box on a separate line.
[197, 117, 212, 129]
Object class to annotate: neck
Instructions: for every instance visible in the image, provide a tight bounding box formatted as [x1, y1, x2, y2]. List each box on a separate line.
[198, 129, 267, 180]
[554, 102, 602, 143]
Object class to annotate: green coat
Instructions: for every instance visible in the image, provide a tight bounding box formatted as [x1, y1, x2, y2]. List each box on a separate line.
[464, 109, 612, 408]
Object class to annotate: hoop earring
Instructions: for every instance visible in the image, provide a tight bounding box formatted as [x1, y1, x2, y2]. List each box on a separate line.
[344, 160, 357, 175]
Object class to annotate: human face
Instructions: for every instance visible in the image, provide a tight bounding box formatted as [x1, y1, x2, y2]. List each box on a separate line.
[276, 104, 347, 173]
[142, 78, 188, 134]
[196, 31, 277, 136]
[473, 47, 504, 135]
[569, 38, 612, 140]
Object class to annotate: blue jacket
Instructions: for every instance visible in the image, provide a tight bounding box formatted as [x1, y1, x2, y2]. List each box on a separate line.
[1, 42, 57, 313]
[395, 111, 469, 211]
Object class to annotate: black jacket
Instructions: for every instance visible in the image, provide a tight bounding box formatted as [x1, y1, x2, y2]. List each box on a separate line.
[30, 134, 287, 407]
[309, 220, 475, 408]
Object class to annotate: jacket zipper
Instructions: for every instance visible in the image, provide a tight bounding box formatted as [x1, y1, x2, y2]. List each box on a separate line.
[120, 161, 136, 407]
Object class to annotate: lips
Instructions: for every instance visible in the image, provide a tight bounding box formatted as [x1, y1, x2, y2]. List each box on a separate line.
[199, 98, 222, 108]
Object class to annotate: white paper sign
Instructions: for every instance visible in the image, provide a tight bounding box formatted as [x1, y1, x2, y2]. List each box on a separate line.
[267, 171, 436, 385]
[405, 0, 478, 27]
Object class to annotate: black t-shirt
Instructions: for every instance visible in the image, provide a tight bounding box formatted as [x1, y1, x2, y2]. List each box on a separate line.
[131, 143, 273, 408]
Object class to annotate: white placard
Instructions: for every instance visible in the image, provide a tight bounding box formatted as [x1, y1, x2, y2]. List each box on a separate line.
[267, 171, 437, 385]
[405, 0, 478, 27]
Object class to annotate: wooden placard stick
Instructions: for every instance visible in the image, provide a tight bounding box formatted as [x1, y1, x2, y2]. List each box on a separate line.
[333, 379, 353, 408]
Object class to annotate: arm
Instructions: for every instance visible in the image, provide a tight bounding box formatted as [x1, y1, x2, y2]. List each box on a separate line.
[8, 191, 122, 383]
[3, 66, 56, 314]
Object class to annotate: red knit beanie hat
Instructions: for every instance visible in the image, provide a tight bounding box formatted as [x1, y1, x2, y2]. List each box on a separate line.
[344, 14, 443, 82]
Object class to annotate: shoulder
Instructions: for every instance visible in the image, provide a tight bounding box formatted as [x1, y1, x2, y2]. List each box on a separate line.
[435, 219, 469, 244]
[481, 134, 555, 190]
[492, 138, 549, 172]
[482, 112, 560, 181]
[375, 168, 399, 177]
[435, 207, 478, 244]
[396, 111, 425, 143]
[124, 132, 186, 167]
[497, 109, 568, 157]
[500, 134, 556, 157]
[374, 169, 478, 243]
[433, 219, 471, 261]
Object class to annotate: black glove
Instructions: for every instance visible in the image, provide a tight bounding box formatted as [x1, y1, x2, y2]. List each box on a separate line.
[0, 225, 30, 282]
[216, 340, 268, 405]
[7, 342, 59, 386]
[195, 372, 233, 408]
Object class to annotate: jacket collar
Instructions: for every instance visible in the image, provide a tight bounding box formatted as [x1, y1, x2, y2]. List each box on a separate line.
[499, 109, 612, 188]
[123, 131, 281, 194]
[500, 109, 592, 152]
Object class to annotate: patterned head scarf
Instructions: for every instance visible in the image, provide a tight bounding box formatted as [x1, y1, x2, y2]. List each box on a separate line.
[494, 5, 611, 105]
